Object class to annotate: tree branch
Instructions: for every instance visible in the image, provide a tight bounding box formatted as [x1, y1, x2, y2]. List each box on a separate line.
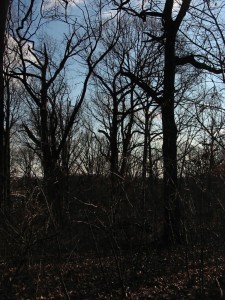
[121, 70, 162, 104]
[176, 55, 223, 74]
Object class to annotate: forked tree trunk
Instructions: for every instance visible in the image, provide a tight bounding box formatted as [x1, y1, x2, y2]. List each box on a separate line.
[40, 91, 64, 227]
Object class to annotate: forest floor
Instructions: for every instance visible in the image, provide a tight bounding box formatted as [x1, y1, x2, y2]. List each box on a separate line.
[1, 241, 225, 299]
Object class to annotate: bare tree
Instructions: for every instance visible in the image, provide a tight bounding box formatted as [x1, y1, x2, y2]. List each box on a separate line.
[111, 0, 224, 244]
[0, 0, 10, 208]
[6, 0, 119, 225]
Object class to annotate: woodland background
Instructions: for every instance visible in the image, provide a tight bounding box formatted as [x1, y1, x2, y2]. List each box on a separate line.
[0, 0, 225, 299]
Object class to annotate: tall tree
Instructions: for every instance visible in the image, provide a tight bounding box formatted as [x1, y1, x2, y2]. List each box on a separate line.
[111, 0, 224, 244]
[0, 0, 10, 208]
[90, 15, 163, 223]
[7, 0, 119, 225]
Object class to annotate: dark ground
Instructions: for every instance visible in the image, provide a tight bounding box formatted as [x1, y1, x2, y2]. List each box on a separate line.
[1, 176, 225, 299]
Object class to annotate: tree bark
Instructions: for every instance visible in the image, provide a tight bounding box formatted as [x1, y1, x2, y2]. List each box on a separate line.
[161, 15, 180, 244]
[110, 95, 119, 224]
[0, 0, 9, 208]
[4, 77, 11, 207]
[142, 109, 149, 209]
[40, 99, 64, 227]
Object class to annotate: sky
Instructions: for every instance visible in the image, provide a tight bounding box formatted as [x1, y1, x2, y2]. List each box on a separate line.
[8, 0, 225, 104]
[8, 0, 225, 176]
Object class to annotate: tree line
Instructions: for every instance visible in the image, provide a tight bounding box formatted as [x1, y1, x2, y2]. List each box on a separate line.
[0, 0, 225, 247]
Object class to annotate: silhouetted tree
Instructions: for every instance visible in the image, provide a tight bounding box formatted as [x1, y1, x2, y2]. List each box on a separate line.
[0, 0, 10, 208]
[111, 0, 225, 244]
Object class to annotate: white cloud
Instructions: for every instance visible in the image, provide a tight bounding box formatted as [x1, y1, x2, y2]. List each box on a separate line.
[102, 9, 117, 20]
[5, 36, 40, 74]
[42, 0, 84, 11]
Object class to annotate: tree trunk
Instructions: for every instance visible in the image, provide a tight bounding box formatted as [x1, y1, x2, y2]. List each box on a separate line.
[110, 96, 119, 224]
[161, 26, 180, 244]
[0, 0, 9, 208]
[40, 91, 63, 227]
[142, 109, 149, 209]
[4, 77, 11, 207]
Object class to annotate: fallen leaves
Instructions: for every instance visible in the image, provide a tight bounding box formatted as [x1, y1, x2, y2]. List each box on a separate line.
[1, 245, 225, 299]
